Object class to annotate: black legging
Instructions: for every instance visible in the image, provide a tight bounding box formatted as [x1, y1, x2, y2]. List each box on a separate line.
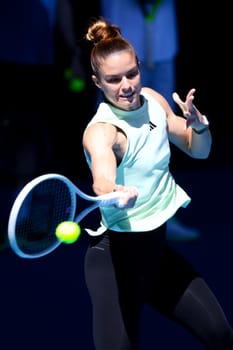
[84, 226, 233, 349]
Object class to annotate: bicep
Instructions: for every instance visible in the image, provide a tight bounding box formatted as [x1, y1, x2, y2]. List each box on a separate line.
[83, 123, 118, 194]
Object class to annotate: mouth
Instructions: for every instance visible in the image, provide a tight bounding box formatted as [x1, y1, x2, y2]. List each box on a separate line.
[119, 92, 135, 102]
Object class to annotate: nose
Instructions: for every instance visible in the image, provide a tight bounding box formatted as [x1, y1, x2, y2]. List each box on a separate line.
[121, 76, 131, 90]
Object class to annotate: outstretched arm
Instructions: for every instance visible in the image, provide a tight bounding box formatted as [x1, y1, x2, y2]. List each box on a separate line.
[83, 123, 138, 208]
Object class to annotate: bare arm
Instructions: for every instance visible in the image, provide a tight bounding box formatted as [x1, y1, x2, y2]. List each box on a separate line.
[83, 122, 118, 194]
[82, 122, 138, 207]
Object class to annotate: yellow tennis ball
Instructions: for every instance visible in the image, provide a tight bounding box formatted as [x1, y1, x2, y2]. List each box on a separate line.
[55, 221, 81, 244]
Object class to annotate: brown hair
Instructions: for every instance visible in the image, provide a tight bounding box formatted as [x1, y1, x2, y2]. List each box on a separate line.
[85, 17, 138, 77]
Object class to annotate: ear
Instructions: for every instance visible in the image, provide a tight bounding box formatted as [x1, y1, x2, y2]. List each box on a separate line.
[92, 74, 101, 89]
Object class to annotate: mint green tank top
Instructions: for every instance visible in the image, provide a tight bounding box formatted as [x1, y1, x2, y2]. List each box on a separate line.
[85, 92, 191, 234]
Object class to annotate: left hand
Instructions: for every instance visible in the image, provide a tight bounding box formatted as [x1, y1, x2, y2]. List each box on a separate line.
[172, 88, 209, 130]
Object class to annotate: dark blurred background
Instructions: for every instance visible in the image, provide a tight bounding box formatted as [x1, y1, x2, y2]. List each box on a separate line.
[0, 1, 232, 349]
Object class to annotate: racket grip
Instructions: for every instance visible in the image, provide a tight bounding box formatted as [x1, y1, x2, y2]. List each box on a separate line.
[98, 191, 126, 207]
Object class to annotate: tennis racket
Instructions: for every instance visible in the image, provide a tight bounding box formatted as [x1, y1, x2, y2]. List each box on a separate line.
[8, 173, 126, 259]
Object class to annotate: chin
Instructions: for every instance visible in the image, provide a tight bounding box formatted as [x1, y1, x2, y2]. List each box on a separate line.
[119, 97, 140, 110]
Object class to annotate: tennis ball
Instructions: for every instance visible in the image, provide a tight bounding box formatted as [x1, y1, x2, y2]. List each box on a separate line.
[55, 221, 81, 244]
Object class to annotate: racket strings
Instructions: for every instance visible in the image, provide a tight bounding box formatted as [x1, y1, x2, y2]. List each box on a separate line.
[14, 179, 75, 255]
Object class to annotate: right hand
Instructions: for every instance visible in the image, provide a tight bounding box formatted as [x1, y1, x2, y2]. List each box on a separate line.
[114, 185, 138, 209]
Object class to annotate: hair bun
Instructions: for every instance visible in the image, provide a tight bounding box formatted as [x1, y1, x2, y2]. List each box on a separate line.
[86, 17, 121, 45]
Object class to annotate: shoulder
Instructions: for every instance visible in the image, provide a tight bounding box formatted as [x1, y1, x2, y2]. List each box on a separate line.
[84, 121, 116, 138]
[141, 87, 173, 116]
[83, 121, 118, 147]
[141, 87, 166, 104]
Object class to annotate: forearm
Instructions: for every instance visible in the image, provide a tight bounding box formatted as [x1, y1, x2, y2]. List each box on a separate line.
[92, 178, 116, 195]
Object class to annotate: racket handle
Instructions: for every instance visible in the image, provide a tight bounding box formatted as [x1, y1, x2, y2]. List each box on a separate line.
[98, 191, 126, 207]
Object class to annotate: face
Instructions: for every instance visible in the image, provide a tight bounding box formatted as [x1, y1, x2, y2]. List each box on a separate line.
[93, 50, 142, 111]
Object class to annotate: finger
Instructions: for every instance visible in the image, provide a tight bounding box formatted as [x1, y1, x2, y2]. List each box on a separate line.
[172, 92, 183, 104]
[186, 88, 196, 102]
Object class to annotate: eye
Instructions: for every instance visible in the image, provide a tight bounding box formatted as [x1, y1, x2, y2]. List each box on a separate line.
[106, 77, 122, 84]
[126, 68, 139, 79]
[105, 68, 139, 84]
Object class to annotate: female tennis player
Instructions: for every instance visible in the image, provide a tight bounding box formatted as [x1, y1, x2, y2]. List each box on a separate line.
[82, 18, 233, 349]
